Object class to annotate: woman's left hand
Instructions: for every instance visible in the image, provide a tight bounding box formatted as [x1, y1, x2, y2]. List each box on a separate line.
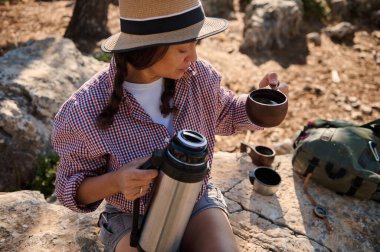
[259, 72, 289, 96]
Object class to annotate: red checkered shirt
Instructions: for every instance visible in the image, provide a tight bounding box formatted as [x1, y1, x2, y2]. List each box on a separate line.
[52, 58, 262, 214]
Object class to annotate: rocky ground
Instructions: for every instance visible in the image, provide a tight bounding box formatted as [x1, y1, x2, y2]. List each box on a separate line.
[1, 153, 379, 251]
[1, 0, 379, 153]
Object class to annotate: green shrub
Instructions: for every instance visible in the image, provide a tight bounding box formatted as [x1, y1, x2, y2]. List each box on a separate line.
[30, 154, 59, 198]
[93, 51, 112, 63]
[302, 0, 330, 21]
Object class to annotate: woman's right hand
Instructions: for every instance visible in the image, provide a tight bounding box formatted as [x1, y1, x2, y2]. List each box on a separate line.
[115, 156, 159, 201]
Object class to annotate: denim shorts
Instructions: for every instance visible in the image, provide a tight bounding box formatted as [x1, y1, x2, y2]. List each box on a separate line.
[97, 183, 228, 252]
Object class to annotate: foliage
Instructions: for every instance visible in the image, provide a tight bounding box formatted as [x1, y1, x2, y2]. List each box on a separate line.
[302, 0, 330, 21]
[93, 51, 112, 63]
[30, 154, 59, 198]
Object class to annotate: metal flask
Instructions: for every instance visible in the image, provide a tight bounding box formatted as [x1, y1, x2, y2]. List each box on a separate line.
[130, 130, 209, 252]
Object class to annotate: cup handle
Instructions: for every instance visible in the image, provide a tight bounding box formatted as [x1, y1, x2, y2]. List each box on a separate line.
[240, 142, 255, 154]
[249, 170, 256, 185]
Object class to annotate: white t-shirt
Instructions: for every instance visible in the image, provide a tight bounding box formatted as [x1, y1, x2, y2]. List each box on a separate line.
[123, 78, 173, 135]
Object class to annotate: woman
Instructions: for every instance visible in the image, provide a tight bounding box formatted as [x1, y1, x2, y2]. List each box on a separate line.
[52, 0, 288, 251]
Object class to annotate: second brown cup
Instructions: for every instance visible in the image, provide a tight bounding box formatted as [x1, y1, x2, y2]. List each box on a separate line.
[240, 142, 276, 166]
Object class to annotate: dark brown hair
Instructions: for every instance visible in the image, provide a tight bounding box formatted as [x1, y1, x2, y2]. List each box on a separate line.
[96, 46, 177, 129]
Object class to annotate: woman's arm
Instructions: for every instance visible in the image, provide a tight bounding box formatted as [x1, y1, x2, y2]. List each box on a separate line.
[76, 156, 158, 205]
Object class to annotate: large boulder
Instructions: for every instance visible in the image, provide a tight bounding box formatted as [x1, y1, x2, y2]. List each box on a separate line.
[326, 0, 380, 23]
[201, 0, 235, 20]
[0, 153, 378, 251]
[0, 37, 107, 191]
[240, 0, 303, 52]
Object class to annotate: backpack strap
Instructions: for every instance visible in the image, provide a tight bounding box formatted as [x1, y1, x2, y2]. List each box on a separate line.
[303, 172, 334, 233]
[345, 177, 364, 196]
[303, 157, 320, 176]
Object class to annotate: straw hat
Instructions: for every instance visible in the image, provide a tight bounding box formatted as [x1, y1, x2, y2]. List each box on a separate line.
[101, 0, 228, 52]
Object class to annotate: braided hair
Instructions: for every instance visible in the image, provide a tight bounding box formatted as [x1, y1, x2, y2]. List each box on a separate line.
[96, 46, 177, 129]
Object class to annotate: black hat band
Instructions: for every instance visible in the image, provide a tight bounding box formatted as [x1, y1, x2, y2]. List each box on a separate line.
[120, 6, 205, 35]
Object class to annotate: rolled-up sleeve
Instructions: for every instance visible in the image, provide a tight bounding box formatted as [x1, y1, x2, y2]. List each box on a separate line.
[52, 99, 107, 213]
[213, 79, 263, 136]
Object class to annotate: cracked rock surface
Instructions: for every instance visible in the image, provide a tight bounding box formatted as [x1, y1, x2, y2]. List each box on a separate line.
[1, 152, 379, 251]
[212, 152, 380, 252]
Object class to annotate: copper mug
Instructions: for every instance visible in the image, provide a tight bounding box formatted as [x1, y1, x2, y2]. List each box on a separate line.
[246, 88, 288, 127]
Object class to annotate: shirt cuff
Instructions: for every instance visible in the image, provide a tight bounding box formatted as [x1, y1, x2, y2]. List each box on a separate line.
[57, 172, 102, 213]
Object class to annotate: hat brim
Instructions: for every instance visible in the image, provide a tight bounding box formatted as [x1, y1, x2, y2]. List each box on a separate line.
[101, 17, 228, 53]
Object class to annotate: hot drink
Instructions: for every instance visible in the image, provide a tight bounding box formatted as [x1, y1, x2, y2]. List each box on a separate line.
[252, 97, 279, 105]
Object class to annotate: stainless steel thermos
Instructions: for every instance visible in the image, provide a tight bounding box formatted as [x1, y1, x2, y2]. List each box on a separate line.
[130, 130, 209, 252]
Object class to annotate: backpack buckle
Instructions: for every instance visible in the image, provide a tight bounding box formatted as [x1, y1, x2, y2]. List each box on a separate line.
[369, 141, 379, 162]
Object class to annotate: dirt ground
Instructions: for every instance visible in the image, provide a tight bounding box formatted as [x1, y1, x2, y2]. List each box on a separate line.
[1, 0, 379, 153]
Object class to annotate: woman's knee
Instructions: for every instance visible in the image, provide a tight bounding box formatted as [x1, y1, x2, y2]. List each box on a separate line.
[181, 208, 239, 252]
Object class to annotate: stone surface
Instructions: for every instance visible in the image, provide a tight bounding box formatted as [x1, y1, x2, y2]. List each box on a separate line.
[1, 153, 378, 251]
[0, 37, 107, 190]
[213, 153, 380, 252]
[323, 22, 356, 41]
[241, 0, 303, 51]
[0, 190, 105, 252]
[326, 0, 380, 22]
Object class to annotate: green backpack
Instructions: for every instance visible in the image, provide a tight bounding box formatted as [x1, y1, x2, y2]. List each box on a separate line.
[292, 118, 380, 202]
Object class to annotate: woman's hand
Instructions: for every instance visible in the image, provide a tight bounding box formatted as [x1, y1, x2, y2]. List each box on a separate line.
[259, 72, 289, 96]
[115, 156, 159, 201]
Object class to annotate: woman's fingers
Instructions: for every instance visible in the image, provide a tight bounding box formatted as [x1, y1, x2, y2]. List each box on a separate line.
[259, 72, 279, 88]
[125, 183, 152, 200]
[278, 82, 289, 96]
[116, 156, 159, 200]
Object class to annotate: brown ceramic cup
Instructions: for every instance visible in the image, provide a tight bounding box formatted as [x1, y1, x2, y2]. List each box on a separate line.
[246, 88, 288, 127]
[240, 142, 276, 167]
[251, 145, 276, 166]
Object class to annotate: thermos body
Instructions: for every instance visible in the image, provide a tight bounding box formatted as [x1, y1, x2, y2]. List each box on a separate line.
[131, 130, 210, 252]
[139, 172, 203, 252]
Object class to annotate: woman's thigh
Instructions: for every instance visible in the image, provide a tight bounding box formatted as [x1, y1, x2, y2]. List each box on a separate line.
[114, 232, 137, 252]
[180, 207, 239, 252]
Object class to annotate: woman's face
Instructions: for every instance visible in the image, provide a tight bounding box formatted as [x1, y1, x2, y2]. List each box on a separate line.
[149, 42, 198, 80]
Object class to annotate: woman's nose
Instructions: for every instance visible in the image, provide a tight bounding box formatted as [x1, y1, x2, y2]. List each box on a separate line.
[186, 44, 198, 63]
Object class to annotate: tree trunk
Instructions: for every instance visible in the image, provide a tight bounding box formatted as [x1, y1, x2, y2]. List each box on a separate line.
[64, 0, 111, 42]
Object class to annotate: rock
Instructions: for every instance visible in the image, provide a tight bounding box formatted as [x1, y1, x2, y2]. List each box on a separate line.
[323, 22, 355, 41]
[0, 190, 105, 251]
[0, 37, 107, 190]
[331, 70, 341, 83]
[348, 96, 358, 103]
[372, 10, 380, 26]
[351, 102, 360, 109]
[240, 0, 303, 52]
[306, 32, 321, 46]
[371, 102, 380, 112]
[326, 0, 380, 22]
[360, 104, 372, 115]
[342, 103, 352, 112]
[326, 0, 349, 21]
[1, 153, 379, 251]
[272, 138, 293, 155]
[303, 84, 313, 92]
[214, 153, 380, 252]
[201, 0, 235, 20]
[351, 111, 363, 120]
[375, 52, 380, 65]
